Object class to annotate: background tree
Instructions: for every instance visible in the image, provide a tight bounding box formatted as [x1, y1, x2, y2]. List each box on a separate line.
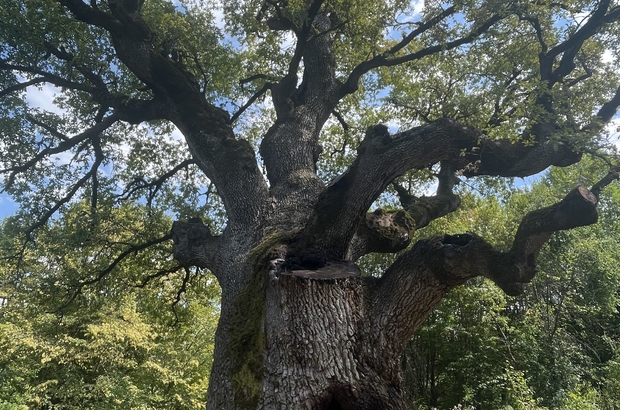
[0, 203, 220, 409]
[2, 0, 620, 409]
[403, 160, 620, 409]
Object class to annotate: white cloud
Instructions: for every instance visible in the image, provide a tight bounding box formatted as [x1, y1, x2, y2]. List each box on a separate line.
[602, 49, 615, 64]
[25, 83, 67, 115]
[50, 151, 74, 165]
[411, 0, 424, 15]
[605, 117, 620, 150]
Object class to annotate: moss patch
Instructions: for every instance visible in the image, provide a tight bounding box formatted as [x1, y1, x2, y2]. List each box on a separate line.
[229, 231, 292, 408]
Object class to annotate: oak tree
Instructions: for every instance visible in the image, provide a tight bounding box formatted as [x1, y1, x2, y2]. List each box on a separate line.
[2, 0, 620, 408]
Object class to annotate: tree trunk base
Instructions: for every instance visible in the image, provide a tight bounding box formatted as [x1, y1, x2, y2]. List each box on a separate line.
[260, 263, 411, 410]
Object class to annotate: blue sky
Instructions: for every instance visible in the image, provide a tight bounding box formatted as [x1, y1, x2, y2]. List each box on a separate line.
[0, 194, 17, 219]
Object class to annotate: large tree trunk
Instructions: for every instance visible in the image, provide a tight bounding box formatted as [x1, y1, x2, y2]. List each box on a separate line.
[207, 259, 445, 410]
[174, 182, 602, 409]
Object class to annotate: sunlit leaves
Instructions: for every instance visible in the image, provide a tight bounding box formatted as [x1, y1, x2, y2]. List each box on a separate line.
[0, 201, 220, 409]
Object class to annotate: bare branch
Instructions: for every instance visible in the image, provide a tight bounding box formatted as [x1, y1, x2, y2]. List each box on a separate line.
[517, 14, 548, 54]
[230, 83, 271, 123]
[114, 159, 196, 205]
[387, 6, 456, 56]
[0, 77, 46, 98]
[0, 60, 98, 94]
[43, 41, 110, 93]
[173, 267, 192, 310]
[341, 13, 502, 96]
[23, 137, 106, 242]
[135, 264, 184, 288]
[1, 114, 119, 192]
[565, 61, 593, 87]
[240, 73, 279, 88]
[59, 233, 174, 309]
[26, 114, 70, 141]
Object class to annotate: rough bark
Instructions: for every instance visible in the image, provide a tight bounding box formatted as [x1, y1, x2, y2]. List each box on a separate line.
[40, 2, 620, 409]
[177, 181, 604, 410]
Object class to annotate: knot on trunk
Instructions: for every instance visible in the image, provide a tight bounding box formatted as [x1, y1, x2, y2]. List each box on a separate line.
[170, 218, 214, 268]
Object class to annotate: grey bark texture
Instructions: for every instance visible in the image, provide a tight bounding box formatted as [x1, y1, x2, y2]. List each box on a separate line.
[54, 1, 620, 409]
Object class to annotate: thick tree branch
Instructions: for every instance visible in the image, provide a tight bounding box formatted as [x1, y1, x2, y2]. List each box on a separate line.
[346, 209, 416, 261]
[347, 164, 461, 260]
[369, 183, 604, 353]
[57, 0, 127, 33]
[259, 12, 340, 215]
[59, 0, 270, 233]
[114, 97, 169, 124]
[540, 1, 620, 85]
[171, 218, 222, 278]
[595, 85, 620, 124]
[396, 163, 461, 229]
[286, 0, 326, 77]
[301, 120, 478, 259]
[303, 116, 587, 260]
[590, 165, 620, 200]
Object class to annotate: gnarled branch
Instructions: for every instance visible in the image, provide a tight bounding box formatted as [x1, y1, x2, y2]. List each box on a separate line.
[171, 218, 222, 278]
[347, 164, 461, 260]
[368, 182, 604, 354]
[60, 0, 270, 234]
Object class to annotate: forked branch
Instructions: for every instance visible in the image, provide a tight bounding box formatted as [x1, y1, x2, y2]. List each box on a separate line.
[370, 179, 611, 353]
[347, 164, 461, 260]
[340, 12, 501, 96]
[304, 117, 583, 260]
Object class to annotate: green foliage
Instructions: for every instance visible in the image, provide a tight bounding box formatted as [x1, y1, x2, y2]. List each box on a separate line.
[1, 0, 620, 408]
[0, 202, 220, 409]
[405, 159, 620, 409]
